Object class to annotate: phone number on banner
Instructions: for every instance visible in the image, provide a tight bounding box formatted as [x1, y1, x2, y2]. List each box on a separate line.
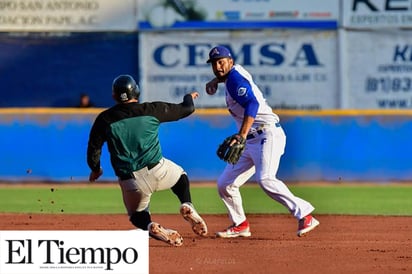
[365, 76, 412, 93]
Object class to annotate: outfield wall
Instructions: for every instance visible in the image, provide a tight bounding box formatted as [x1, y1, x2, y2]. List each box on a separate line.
[1, 109, 411, 183]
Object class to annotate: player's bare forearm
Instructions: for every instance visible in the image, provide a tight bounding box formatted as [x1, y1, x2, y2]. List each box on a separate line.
[239, 116, 255, 139]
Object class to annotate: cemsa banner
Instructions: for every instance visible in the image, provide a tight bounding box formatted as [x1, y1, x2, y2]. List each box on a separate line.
[139, 30, 338, 109]
[137, 0, 338, 30]
[345, 30, 412, 109]
[343, 0, 412, 28]
[0, 0, 137, 31]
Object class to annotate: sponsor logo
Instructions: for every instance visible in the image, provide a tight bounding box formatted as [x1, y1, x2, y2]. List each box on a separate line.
[223, 11, 241, 20]
[237, 87, 247, 96]
[346, 0, 412, 27]
[351, 0, 411, 12]
[210, 47, 220, 57]
[120, 93, 128, 101]
[268, 11, 299, 18]
[152, 43, 323, 68]
[244, 12, 265, 19]
[303, 12, 332, 18]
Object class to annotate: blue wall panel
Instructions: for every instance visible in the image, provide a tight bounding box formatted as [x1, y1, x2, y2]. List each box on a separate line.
[1, 111, 411, 182]
[278, 116, 412, 181]
[0, 33, 138, 107]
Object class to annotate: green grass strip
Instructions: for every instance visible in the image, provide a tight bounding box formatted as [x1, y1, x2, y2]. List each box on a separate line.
[0, 184, 411, 216]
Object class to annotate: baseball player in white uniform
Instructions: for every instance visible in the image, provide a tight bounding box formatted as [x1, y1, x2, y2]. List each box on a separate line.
[205, 46, 320, 237]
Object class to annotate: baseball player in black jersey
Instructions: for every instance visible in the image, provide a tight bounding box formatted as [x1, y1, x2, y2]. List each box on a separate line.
[87, 74, 207, 246]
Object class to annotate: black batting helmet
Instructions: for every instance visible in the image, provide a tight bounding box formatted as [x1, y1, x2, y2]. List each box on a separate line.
[112, 75, 140, 102]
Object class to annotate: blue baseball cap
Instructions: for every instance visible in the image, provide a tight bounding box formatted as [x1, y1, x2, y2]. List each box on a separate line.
[206, 46, 232, 63]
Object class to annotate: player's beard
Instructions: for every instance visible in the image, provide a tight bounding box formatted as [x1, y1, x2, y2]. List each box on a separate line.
[216, 75, 227, 82]
[214, 70, 228, 82]
[213, 64, 232, 82]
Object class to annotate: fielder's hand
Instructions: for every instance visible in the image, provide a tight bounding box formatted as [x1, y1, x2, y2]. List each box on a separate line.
[206, 78, 219, 95]
[89, 167, 103, 182]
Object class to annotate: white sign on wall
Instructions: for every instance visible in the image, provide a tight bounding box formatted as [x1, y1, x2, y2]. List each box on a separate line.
[139, 30, 338, 109]
[0, 0, 137, 31]
[343, 0, 412, 28]
[346, 30, 412, 109]
[137, 0, 339, 30]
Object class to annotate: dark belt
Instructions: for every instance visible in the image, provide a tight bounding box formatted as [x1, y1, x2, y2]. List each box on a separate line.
[146, 162, 159, 170]
[246, 122, 281, 140]
[119, 162, 159, 180]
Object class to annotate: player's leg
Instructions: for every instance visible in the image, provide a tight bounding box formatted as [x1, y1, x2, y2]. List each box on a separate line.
[171, 173, 191, 204]
[126, 201, 183, 246]
[153, 157, 208, 237]
[216, 152, 255, 238]
[118, 177, 150, 227]
[122, 164, 183, 246]
[169, 172, 207, 236]
[253, 126, 319, 236]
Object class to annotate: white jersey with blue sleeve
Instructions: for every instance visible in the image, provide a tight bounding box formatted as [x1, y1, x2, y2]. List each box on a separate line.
[216, 62, 317, 232]
[224, 64, 279, 132]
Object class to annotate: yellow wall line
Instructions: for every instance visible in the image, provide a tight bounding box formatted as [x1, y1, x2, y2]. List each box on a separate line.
[2, 108, 412, 116]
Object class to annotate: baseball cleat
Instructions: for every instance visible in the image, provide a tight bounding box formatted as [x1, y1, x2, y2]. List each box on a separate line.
[216, 220, 251, 238]
[297, 215, 320, 237]
[180, 202, 208, 236]
[148, 222, 183, 247]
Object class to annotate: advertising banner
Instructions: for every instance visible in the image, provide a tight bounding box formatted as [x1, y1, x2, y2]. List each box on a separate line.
[137, 0, 338, 30]
[346, 30, 412, 109]
[343, 0, 412, 28]
[140, 31, 338, 109]
[0, 0, 137, 31]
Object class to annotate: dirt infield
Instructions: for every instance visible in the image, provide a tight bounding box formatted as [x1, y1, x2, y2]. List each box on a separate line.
[0, 213, 411, 273]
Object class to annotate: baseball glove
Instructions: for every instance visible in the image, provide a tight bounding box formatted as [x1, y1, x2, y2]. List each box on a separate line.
[217, 134, 246, 164]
